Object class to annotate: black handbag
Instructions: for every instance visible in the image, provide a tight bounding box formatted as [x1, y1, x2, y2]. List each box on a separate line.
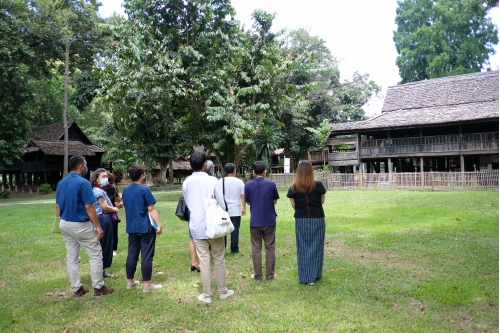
[175, 196, 189, 221]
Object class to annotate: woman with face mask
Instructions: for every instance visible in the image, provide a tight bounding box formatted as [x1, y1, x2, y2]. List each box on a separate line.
[90, 168, 119, 278]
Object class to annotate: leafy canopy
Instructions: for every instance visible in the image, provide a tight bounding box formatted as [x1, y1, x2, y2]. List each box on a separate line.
[394, 0, 499, 83]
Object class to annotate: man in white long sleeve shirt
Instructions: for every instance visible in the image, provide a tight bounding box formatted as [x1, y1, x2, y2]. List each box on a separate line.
[182, 152, 234, 304]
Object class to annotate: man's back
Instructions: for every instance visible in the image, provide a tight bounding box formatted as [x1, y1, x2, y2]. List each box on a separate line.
[214, 177, 244, 217]
[182, 172, 218, 239]
[56, 172, 94, 222]
[244, 177, 279, 227]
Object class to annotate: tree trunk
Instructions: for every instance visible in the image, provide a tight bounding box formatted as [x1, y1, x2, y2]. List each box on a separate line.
[158, 162, 168, 185]
[234, 143, 249, 168]
[63, 40, 70, 177]
[168, 160, 174, 185]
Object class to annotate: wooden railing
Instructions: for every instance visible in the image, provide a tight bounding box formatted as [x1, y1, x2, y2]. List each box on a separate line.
[359, 132, 499, 157]
[268, 170, 499, 191]
[309, 150, 327, 163]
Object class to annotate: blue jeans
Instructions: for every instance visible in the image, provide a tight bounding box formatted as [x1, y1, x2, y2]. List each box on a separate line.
[126, 224, 156, 281]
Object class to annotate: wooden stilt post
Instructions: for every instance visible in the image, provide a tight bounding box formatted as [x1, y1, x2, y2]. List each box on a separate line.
[420, 157, 424, 188]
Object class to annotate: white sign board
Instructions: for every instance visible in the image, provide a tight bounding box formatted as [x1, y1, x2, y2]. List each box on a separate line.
[284, 158, 290, 173]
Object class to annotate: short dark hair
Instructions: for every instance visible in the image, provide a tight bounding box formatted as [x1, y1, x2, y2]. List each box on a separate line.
[90, 168, 107, 187]
[128, 164, 145, 181]
[190, 152, 207, 172]
[107, 172, 115, 184]
[224, 163, 236, 174]
[253, 161, 267, 175]
[69, 155, 85, 171]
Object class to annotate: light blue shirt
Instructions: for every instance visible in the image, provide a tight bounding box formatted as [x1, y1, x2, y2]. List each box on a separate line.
[92, 187, 113, 215]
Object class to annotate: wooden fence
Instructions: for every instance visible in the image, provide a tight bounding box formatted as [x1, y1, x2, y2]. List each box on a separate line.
[268, 170, 499, 191]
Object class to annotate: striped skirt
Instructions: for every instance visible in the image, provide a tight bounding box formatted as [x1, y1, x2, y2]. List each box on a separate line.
[295, 217, 325, 284]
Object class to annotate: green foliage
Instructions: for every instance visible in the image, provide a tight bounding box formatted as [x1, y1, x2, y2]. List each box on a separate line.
[99, 1, 223, 174]
[0, 190, 11, 199]
[394, 0, 499, 83]
[38, 184, 52, 194]
[306, 119, 332, 150]
[0, 0, 106, 170]
[254, 125, 284, 169]
[0, 0, 62, 168]
[280, 29, 380, 164]
[204, 14, 317, 167]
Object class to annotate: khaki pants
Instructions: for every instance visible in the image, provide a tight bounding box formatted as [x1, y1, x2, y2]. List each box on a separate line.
[193, 237, 228, 297]
[250, 226, 276, 280]
[60, 220, 104, 292]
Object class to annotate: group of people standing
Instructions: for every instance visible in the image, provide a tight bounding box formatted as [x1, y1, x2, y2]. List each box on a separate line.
[55, 153, 327, 302]
[56, 156, 164, 297]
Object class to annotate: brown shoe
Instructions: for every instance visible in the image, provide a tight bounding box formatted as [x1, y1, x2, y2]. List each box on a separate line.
[74, 285, 89, 298]
[94, 285, 115, 296]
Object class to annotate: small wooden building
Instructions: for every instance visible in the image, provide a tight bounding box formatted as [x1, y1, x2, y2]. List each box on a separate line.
[313, 71, 499, 173]
[1, 121, 107, 192]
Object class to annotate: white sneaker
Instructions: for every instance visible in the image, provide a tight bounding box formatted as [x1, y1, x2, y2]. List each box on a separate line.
[219, 289, 234, 300]
[198, 293, 212, 303]
[127, 280, 140, 289]
[143, 284, 162, 292]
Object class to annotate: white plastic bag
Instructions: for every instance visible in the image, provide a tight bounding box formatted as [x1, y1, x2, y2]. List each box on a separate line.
[205, 198, 234, 239]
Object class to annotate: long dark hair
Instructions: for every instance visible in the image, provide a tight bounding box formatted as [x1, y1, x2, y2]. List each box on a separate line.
[290, 160, 315, 194]
[90, 168, 107, 187]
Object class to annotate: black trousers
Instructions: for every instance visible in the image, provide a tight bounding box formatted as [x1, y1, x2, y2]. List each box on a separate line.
[229, 216, 241, 253]
[126, 224, 156, 281]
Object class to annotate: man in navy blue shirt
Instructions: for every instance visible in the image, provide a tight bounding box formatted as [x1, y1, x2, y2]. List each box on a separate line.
[56, 155, 114, 297]
[244, 161, 280, 281]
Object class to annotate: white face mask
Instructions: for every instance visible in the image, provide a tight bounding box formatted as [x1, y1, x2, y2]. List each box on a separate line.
[100, 178, 109, 186]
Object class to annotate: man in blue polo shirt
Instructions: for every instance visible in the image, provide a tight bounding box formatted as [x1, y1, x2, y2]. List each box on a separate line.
[244, 161, 280, 281]
[56, 155, 114, 297]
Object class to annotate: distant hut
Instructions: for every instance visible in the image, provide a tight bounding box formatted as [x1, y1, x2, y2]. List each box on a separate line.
[1, 121, 107, 192]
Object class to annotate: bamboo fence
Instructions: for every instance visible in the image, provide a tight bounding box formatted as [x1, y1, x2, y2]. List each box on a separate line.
[268, 170, 499, 191]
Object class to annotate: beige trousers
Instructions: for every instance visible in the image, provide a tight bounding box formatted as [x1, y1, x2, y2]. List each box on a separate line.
[193, 237, 228, 297]
[60, 220, 104, 292]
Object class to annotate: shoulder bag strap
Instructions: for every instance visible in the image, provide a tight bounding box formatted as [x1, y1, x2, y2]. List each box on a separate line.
[223, 177, 228, 211]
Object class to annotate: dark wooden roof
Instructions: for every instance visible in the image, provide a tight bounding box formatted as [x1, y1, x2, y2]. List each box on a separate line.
[172, 160, 191, 171]
[331, 71, 499, 134]
[30, 121, 93, 145]
[382, 71, 498, 112]
[24, 140, 105, 156]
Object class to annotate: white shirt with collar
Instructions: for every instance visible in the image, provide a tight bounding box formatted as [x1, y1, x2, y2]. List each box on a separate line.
[182, 172, 218, 239]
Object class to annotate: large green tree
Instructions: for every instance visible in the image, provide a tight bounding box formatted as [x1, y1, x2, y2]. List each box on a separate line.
[0, 0, 104, 171]
[394, 0, 499, 83]
[99, 0, 237, 182]
[280, 29, 380, 166]
[0, 0, 61, 168]
[204, 10, 314, 167]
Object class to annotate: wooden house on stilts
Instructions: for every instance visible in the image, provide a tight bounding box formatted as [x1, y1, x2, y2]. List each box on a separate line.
[316, 71, 499, 176]
[1, 121, 108, 192]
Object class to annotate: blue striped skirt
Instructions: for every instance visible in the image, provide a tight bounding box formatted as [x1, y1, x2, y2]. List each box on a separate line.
[295, 217, 325, 284]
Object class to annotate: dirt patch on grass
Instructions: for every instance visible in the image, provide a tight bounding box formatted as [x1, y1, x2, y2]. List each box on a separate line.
[324, 239, 423, 273]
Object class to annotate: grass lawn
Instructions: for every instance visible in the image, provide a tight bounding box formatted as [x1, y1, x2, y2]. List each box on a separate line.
[0, 190, 498, 332]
